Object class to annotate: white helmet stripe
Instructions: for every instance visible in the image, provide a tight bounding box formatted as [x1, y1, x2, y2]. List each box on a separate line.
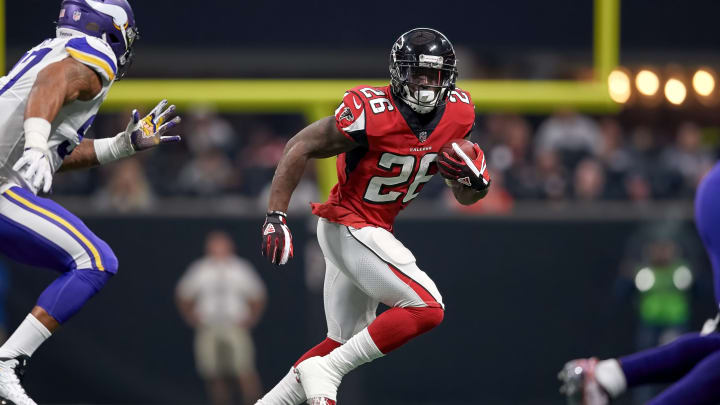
[85, 0, 128, 26]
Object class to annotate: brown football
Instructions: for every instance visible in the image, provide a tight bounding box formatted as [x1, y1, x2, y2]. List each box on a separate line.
[438, 139, 477, 161]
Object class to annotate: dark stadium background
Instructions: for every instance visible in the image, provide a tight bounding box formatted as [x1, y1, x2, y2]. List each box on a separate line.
[3, 1, 720, 404]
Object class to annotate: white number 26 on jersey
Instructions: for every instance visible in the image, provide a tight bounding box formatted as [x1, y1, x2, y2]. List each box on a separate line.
[363, 152, 438, 204]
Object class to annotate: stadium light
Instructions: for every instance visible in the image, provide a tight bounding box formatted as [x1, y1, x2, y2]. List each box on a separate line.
[635, 70, 660, 96]
[608, 69, 631, 103]
[673, 266, 693, 291]
[692, 69, 716, 97]
[664, 78, 687, 105]
[635, 268, 655, 292]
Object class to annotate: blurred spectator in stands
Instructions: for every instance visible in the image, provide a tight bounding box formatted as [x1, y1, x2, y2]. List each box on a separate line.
[476, 114, 505, 147]
[51, 169, 97, 195]
[446, 169, 513, 214]
[238, 125, 287, 195]
[257, 166, 317, 215]
[178, 149, 237, 195]
[186, 105, 237, 155]
[625, 172, 653, 204]
[614, 236, 695, 403]
[573, 158, 606, 200]
[493, 116, 543, 199]
[597, 118, 632, 199]
[661, 122, 715, 196]
[628, 126, 657, 166]
[535, 109, 602, 169]
[489, 115, 532, 173]
[176, 231, 266, 405]
[625, 125, 682, 198]
[535, 150, 568, 200]
[92, 159, 155, 212]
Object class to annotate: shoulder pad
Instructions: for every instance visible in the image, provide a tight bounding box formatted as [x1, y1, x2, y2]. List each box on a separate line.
[334, 90, 368, 144]
[351, 85, 391, 101]
[448, 88, 475, 120]
[448, 88, 473, 107]
[445, 88, 476, 136]
[65, 36, 118, 82]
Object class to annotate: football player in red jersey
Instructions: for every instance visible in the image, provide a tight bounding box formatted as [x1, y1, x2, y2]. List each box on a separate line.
[258, 28, 491, 405]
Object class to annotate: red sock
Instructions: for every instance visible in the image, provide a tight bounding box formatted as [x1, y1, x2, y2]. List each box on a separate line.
[367, 306, 444, 354]
[294, 337, 342, 367]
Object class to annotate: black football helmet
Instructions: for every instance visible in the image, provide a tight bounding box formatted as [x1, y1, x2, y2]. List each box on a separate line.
[390, 28, 458, 114]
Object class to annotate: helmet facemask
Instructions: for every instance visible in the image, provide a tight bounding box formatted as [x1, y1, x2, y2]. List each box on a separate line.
[114, 25, 139, 80]
[391, 52, 458, 114]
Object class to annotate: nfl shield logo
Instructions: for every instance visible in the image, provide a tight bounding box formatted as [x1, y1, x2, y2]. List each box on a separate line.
[73, 10, 82, 21]
[418, 131, 428, 143]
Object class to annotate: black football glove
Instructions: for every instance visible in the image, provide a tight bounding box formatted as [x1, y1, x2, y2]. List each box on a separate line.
[261, 211, 293, 266]
[437, 143, 491, 191]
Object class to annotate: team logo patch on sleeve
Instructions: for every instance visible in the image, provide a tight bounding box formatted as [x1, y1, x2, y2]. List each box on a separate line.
[339, 107, 355, 122]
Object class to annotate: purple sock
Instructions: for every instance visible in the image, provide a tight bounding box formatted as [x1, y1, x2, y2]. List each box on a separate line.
[620, 333, 720, 387]
[36, 269, 113, 324]
[648, 350, 720, 405]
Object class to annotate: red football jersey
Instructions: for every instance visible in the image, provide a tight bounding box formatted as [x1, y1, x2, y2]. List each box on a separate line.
[311, 85, 475, 232]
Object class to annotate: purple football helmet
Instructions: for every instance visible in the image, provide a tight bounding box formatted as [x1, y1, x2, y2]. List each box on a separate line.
[57, 0, 139, 79]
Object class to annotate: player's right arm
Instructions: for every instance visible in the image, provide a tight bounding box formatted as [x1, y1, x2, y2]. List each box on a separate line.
[25, 57, 103, 120]
[262, 114, 359, 266]
[58, 100, 181, 172]
[13, 58, 103, 193]
[267, 117, 358, 213]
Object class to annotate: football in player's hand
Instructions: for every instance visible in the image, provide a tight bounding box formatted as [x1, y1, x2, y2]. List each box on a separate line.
[437, 139, 491, 190]
[438, 139, 477, 161]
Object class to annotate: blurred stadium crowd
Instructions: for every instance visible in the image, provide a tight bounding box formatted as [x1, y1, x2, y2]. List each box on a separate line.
[51, 108, 718, 215]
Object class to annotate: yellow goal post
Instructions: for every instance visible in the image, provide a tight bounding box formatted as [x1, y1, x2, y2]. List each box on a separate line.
[0, 0, 620, 199]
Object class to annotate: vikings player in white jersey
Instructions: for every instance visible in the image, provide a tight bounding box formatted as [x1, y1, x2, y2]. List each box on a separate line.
[0, 1, 180, 403]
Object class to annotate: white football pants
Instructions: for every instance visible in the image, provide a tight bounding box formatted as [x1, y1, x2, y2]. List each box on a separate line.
[316, 218, 443, 343]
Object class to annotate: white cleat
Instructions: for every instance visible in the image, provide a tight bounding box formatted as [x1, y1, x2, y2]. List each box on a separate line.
[0, 356, 36, 405]
[296, 357, 340, 405]
[559, 358, 609, 405]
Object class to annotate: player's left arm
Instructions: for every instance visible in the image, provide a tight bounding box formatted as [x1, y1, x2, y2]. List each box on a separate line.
[59, 100, 182, 172]
[448, 180, 488, 205]
[438, 122, 491, 205]
[56, 139, 97, 172]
